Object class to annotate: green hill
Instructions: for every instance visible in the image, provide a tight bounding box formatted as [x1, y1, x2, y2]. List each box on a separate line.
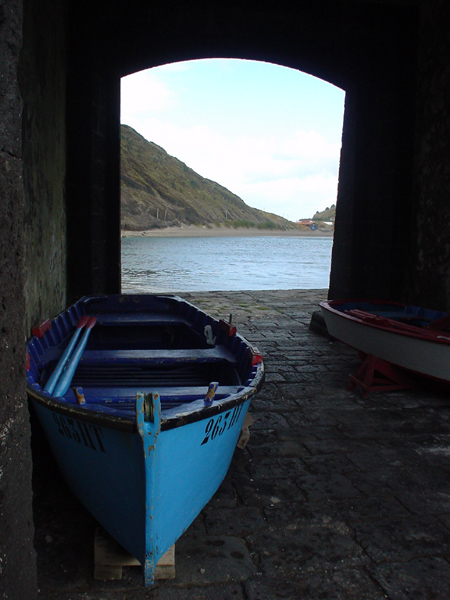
[120, 125, 298, 232]
[312, 204, 336, 221]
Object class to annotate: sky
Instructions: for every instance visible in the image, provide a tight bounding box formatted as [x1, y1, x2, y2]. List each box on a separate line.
[120, 59, 345, 222]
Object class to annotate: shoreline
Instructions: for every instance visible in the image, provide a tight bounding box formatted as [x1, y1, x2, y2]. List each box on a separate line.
[121, 224, 333, 238]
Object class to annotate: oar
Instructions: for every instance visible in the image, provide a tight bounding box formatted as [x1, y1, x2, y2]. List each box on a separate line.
[53, 317, 97, 397]
[44, 316, 89, 395]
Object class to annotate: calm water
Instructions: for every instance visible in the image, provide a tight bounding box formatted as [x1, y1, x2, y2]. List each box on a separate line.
[121, 235, 333, 293]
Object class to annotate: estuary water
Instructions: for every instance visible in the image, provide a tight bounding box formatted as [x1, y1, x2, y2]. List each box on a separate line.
[121, 235, 333, 293]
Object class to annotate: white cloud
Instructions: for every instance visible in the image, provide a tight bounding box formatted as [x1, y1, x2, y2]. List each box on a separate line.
[120, 71, 177, 121]
[239, 173, 338, 221]
[128, 117, 339, 221]
[276, 130, 341, 162]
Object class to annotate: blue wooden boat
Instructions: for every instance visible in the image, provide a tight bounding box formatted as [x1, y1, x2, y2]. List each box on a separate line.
[27, 294, 264, 585]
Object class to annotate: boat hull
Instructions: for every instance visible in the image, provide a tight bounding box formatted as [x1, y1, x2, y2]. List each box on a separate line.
[320, 300, 450, 383]
[31, 395, 250, 583]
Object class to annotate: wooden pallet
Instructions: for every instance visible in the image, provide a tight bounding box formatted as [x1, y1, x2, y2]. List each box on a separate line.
[94, 526, 175, 581]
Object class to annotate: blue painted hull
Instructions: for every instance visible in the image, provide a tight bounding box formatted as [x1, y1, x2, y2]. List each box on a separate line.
[27, 294, 264, 585]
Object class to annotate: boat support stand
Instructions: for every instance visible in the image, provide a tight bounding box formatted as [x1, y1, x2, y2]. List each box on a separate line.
[348, 353, 414, 398]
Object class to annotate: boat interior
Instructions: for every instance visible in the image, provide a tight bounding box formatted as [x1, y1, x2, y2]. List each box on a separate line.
[27, 298, 259, 418]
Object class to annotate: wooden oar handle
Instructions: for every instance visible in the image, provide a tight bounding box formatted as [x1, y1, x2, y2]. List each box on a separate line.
[44, 316, 90, 394]
[53, 317, 97, 397]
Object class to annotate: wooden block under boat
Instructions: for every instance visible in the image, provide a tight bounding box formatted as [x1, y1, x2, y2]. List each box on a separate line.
[94, 526, 175, 581]
[236, 413, 254, 450]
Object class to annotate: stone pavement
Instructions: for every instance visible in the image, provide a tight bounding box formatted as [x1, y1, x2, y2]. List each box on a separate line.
[32, 290, 450, 599]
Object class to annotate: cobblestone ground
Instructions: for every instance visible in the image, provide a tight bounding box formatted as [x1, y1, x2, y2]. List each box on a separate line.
[32, 290, 450, 599]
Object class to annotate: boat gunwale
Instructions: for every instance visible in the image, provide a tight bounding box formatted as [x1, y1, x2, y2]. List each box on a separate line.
[26, 370, 264, 432]
[27, 293, 265, 433]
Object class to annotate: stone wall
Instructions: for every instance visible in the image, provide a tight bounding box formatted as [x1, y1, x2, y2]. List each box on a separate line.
[330, 1, 450, 309]
[0, 0, 37, 596]
[409, 0, 450, 310]
[20, 0, 68, 330]
[329, 6, 418, 301]
[65, 9, 122, 301]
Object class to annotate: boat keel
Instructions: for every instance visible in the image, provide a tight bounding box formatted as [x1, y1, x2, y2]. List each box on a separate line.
[136, 392, 161, 586]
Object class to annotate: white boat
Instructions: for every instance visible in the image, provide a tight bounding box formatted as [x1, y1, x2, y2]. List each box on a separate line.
[320, 299, 450, 384]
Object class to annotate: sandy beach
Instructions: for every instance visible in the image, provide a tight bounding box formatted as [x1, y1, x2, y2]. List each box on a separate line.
[121, 224, 333, 238]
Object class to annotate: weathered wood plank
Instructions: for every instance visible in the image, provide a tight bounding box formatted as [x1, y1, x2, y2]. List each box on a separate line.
[94, 527, 175, 581]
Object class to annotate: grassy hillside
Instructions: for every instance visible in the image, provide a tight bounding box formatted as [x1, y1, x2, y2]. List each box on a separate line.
[313, 204, 336, 221]
[121, 125, 298, 231]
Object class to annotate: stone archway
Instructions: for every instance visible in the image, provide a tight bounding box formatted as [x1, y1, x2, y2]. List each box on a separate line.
[5, 0, 450, 596]
[64, 0, 419, 304]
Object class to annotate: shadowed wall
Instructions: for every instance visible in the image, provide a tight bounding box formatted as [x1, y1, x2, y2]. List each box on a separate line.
[0, 0, 37, 598]
[2, 1, 450, 597]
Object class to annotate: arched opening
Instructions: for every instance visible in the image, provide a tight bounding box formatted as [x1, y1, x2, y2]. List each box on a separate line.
[120, 59, 345, 293]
